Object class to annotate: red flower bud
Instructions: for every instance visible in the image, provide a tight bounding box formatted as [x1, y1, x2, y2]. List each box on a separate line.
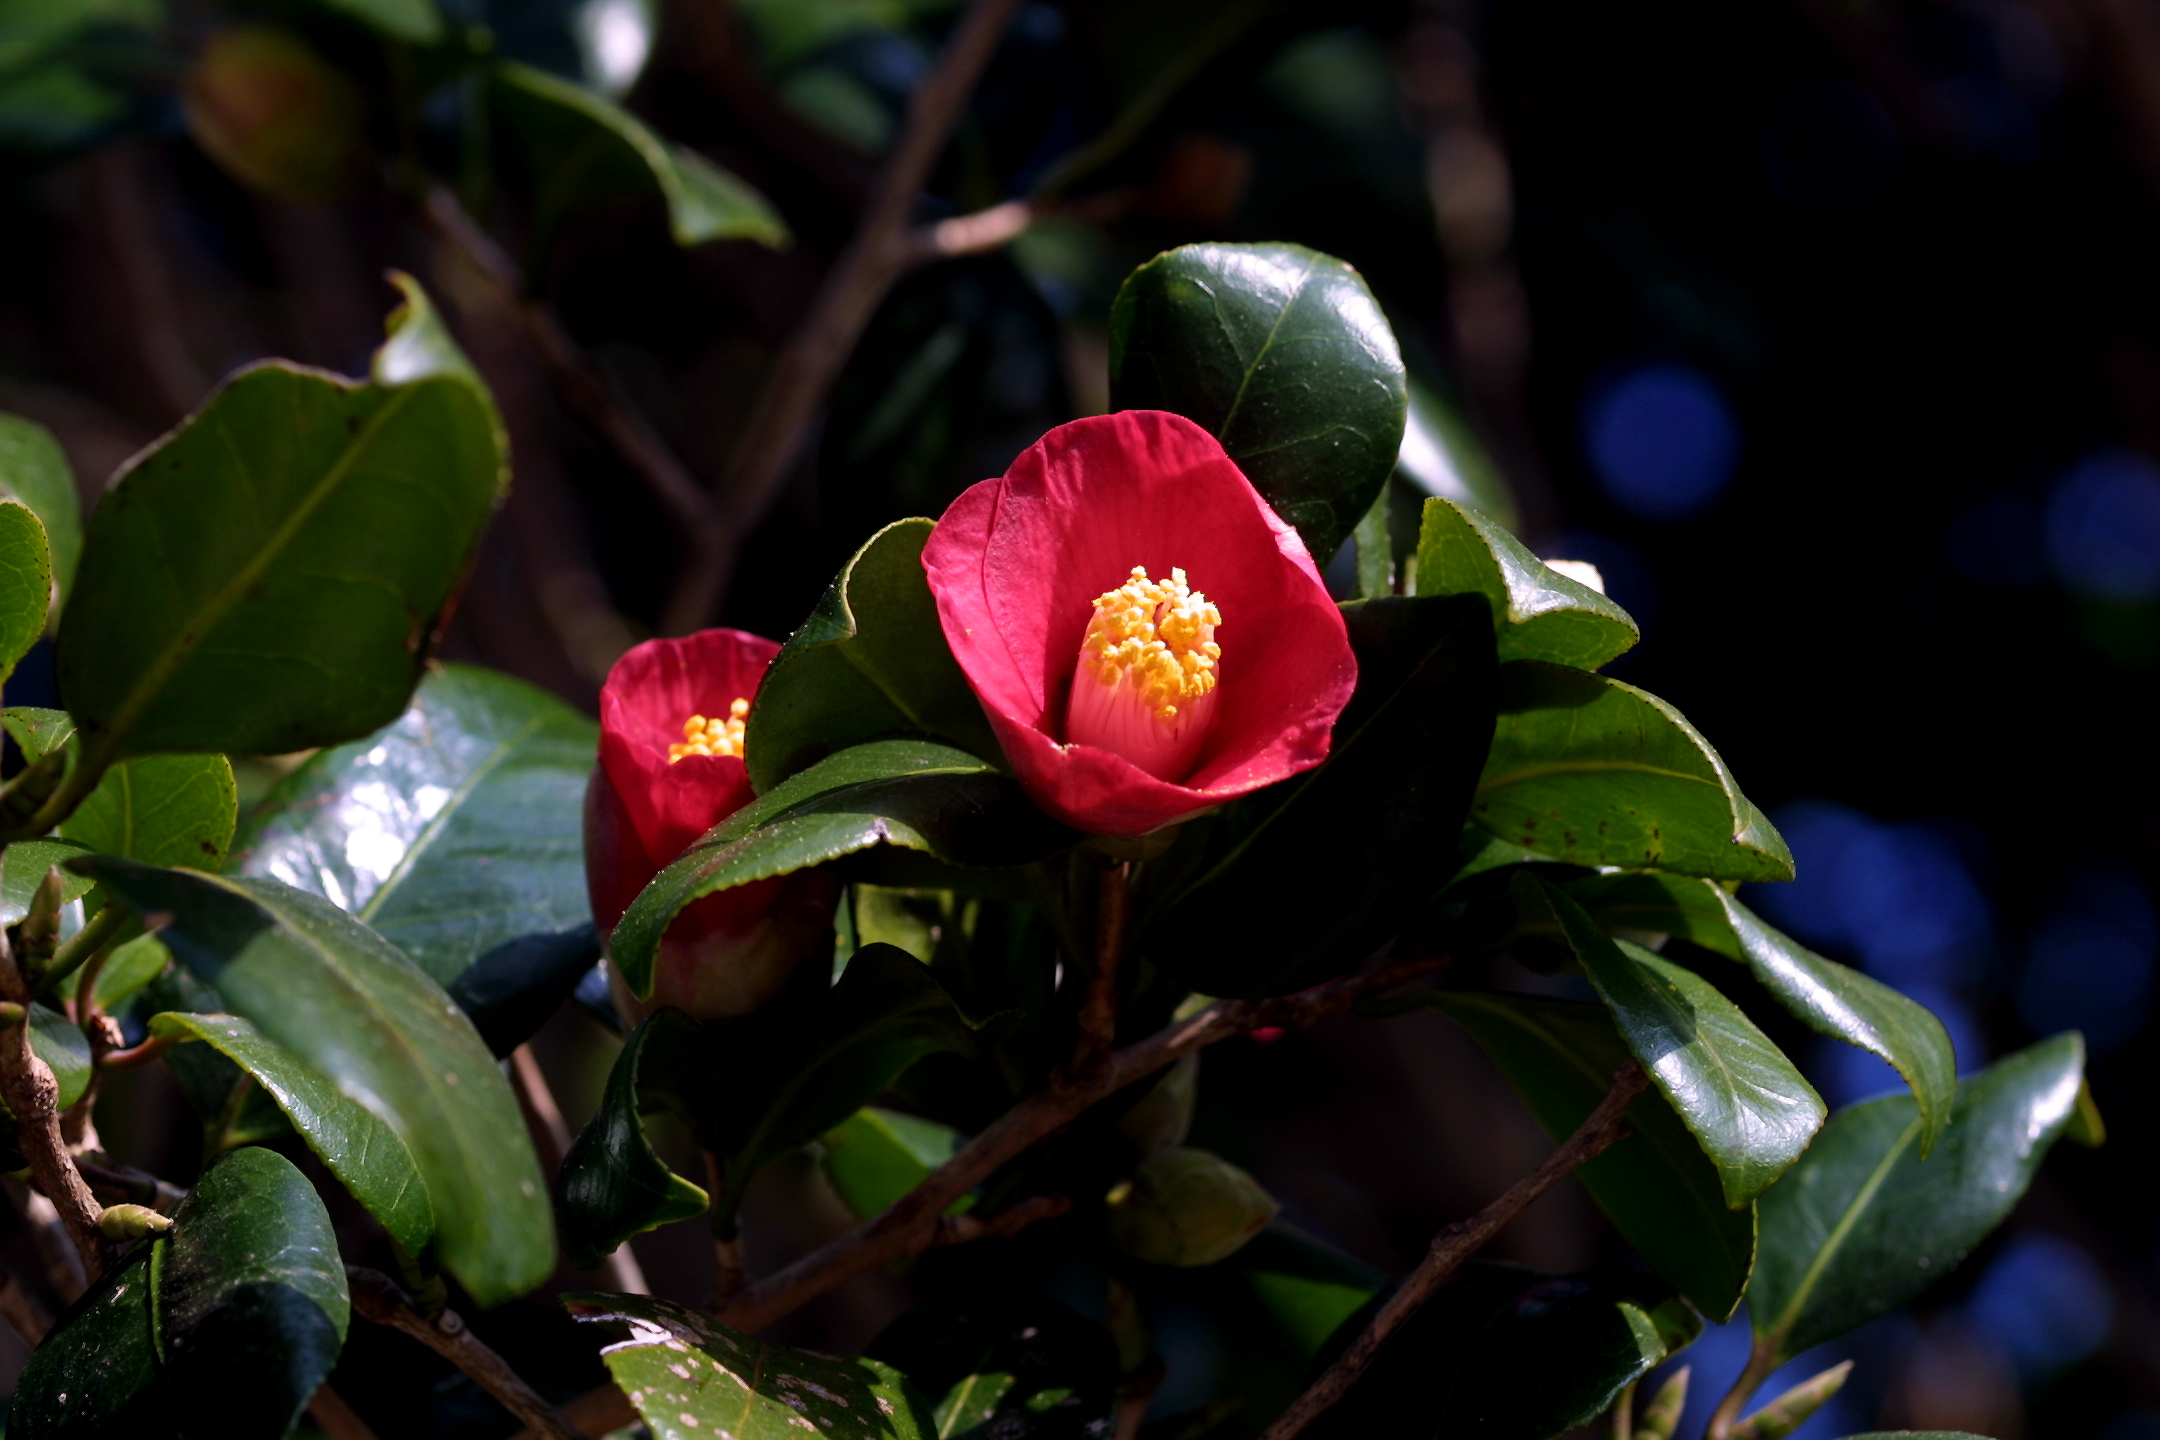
[922, 411, 1357, 837]
[586, 630, 836, 1021]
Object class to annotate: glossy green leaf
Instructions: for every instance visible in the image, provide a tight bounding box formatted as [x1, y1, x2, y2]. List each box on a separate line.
[1308, 1262, 1683, 1440]
[492, 61, 787, 256]
[1475, 662, 1793, 882]
[93, 931, 171, 1011]
[0, 838, 93, 922]
[230, 663, 597, 985]
[0, 499, 50, 678]
[1143, 593, 1496, 997]
[871, 1300, 1116, 1440]
[313, 0, 442, 42]
[1351, 489, 1393, 598]
[75, 860, 553, 1306]
[567, 1291, 936, 1440]
[614, 741, 1070, 1001]
[1415, 496, 1638, 670]
[821, 1106, 970, 1220]
[148, 1011, 434, 1256]
[0, 412, 83, 604]
[1423, 990, 1756, 1318]
[1109, 242, 1409, 563]
[61, 753, 237, 872]
[56, 273, 505, 771]
[1539, 882, 1823, 1205]
[1224, 1223, 1384, 1361]
[744, 518, 999, 792]
[1749, 1034, 2085, 1362]
[7, 1146, 348, 1440]
[1570, 871, 1956, 1156]
[557, 1010, 711, 1270]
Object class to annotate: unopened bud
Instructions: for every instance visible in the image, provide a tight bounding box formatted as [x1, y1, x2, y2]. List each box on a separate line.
[1105, 1146, 1278, 1268]
[1116, 1054, 1197, 1155]
[1730, 1361, 1851, 1440]
[1637, 1366, 1689, 1440]
[98, 1204, 174, 1241]
[183, 27, 367, 203]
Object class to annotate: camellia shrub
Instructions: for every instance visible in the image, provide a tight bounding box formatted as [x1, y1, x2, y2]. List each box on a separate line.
[0, 235, 2092, 1440]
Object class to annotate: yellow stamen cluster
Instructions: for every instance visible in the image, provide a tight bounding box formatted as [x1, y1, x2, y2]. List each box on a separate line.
[667, 698, 749, 762]
[1078, 567, 1222, 721]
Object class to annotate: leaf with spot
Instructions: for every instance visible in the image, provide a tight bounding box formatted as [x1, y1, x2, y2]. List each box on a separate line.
[61, 753, 237, 872]
[74, 859, 552, 1306]
[1748, 1035, 2085, 1364]
[1110, 242, 1409, 563]
[566, 1291, 938, 1440]
[230, 663, 597, 986]
[1414, 496, 1638, 670]
[7, 1146, 348, 1440]
[1474, 661, 1793, 882]
[55, 273, 504, 778]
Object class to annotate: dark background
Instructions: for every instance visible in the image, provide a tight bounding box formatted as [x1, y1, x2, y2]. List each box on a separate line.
[3, 0, 2156, 1435]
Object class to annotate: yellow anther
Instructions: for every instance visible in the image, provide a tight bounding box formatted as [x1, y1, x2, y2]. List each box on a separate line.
[1067, 567, 1224, 782]
[667, 697, 750, 762]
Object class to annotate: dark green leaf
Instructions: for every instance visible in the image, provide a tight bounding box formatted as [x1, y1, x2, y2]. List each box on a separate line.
[61, 753, 237, 870]
[75, 860, 553, 1306]
[1308, 1262, 1680, 1440]
[0, 499, 50, 678]
[1423, 990, 1756, 1318]
[448, 923, 602, 1057]
[1539, 880, 1823, 1206]
[56, 273, 505, 771]
[567, 1291, 937, 1440]
[148, 1011, 435, 1257]
[8, 1146, 348, 1440]
[1222, 1223, 1384, 1361]
[0, 412, 83, 604]
[93, 931, 171, 1012]
[0, 838, 94, 922]
[1109, 242, 1409, 563]
[137, 966, 294, 1149]
[1749, 1034, 2085, 1362]
[614, 741, 1070, 1001]
[1351, 490, 1393, 599]
[1474, 662, 1793, 882]
[230, 663, 597, 986]
[871, 1300, 1116, 1440]
[821, 1106, 970, 1220]
[744, 519, 999, 792]
[491, 61, 787, 256]
[313, 0, 443, 42]
[1142, 593, 1496, 997]
[1414, 497, 1638, 670]
[1570, 872, 1956, 1156]
[556, 1010, 710, 1271]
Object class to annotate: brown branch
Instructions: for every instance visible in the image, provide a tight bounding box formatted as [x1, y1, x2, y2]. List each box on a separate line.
[906, 199, 1038, 263]
[0, 951, 106, 1282]
[1255, 1062, 1650, 1440]
[658, 0, 1027, 634]
[347, 1266, 585, 1440]
[928, 1192, 1073, 1248]
[0, 1260, 52, 1347]
[1070, 862, 1130, 1087]
[307, 1385, 384, 1440]
[97, 1032, 183, 1071]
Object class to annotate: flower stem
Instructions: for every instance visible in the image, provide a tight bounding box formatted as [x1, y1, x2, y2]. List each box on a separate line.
[1070, 860, 1130, 1086]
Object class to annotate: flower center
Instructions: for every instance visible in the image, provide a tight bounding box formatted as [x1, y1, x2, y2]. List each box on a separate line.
[668, 698, 749, 763]
[1066, 566, 1223, 782]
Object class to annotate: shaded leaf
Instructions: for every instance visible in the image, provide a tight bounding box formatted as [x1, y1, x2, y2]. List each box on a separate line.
[93, 931, 171, 1012]
[1414, 496, 1638, 670]
[744, 518, 999, 792]
[0, 838, 93, 923]
[1475, 662, 1793, 882]
[0, 499, 50, 679]
[76, 860, 552, 1306]
[614, 741, 1070, 1001]
[1143, 593, 1495, 997]
[1422, 990, 1756, 1318]
[0, 412, 83, 604]
[821, 1106, 970, 1220]
[56, 273, 504, 770]
[566, 1291, 937, 1440]
[148, 1011, 435, 1257]
[1749, 1034, 2085, 1362]
[448, 923, 602, 1057]
[1569, 871, 1956, 1156]
[1539, 880, 1824, 1206]
[492, 61, 787, 255]
[1110, 242, 1408, 563]
[556, 1009, 710, 1271]
[871, 1300, 1117, 1440]
[231, 663, 597, 986]
[313, 0, 442, 42]
[1223, 1223, 1385, 1362]
[137, 967, 293, 1149]
[7, 1146, 347, 1440]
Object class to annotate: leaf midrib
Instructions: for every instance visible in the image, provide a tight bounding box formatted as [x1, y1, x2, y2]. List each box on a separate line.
[1762, 1113, 1921, 1357]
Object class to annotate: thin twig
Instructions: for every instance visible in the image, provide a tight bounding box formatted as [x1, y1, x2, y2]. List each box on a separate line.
[346, 1266, 585, 1440]
[1070, 862, 1130, 1086]
[927, 1193, 1072, 1248]
[658, 0, 1027, 634]
[1255, 1062, 1650, 1440]
[307, 1384, 385, 1440]
[0, 945, 106, 1282]
[1707, 1339, 1782, 1440]
[97, 1031, 182, 1071]
[905, 199, 1038, 263]
[0, 1260, 52, 1347]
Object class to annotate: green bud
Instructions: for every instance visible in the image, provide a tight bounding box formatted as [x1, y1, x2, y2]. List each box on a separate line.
[1116, 1054, 1198, 1155]
[1730, 1361, 1851, 1440]
[1105, 1146, 1278, 1268]
[1636, 1365, 1689, 1440]
[98, 1203, 174, 1241]
[182, 27, 367, 203]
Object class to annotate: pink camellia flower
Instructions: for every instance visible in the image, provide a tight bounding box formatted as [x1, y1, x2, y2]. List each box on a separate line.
[586, 630, 837, 1020]
[921, 410, 1357, 836]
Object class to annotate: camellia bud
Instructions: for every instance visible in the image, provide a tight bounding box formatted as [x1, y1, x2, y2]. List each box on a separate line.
[1115, 1054, 1198, 1155]
[183, 27, 367, 203]
[98, 1204, 174, 1241]
[1104, 1146, 1278, 1268]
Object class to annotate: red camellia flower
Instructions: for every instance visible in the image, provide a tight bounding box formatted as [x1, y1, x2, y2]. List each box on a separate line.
[586, 629, 837, 1020]
[921, 410, 1357, 836]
